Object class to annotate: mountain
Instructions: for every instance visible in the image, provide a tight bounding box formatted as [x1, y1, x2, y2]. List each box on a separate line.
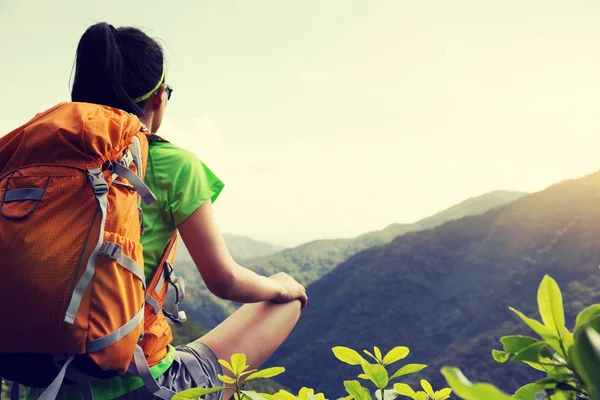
[176, 233, 285, 264]
[244, 191, 526, 286]
[266, 172, 600, 397]
[174, 191, 525, 329]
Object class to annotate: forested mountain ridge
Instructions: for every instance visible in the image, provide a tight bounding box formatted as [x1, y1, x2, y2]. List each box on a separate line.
[267, 172, 600, 397]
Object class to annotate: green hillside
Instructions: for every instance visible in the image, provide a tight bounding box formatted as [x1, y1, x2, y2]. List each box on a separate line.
[266, 172, 600, 397]
[176, 233, 285, 264]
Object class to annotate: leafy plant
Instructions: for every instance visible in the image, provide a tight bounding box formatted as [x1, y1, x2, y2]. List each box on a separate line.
[173, 353, 284, 400]
[332, 345, 450, 400]
[441, 274, 600, 399]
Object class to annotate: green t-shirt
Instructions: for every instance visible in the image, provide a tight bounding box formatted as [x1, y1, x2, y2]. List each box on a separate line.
[25, 140, 224, 400]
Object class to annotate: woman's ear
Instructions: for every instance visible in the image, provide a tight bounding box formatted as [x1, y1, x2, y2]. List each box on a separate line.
[151, 85, 167, 110]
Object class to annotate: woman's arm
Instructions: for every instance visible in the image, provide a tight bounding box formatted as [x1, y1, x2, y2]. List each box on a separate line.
[178, 199, 307, 308]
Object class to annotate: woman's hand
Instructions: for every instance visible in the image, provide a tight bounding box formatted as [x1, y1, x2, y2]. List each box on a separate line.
[269, 272, 308, 310]
[180, 200, 307, 306]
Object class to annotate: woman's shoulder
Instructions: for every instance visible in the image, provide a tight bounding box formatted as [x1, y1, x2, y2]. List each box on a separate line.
[147, 139, 204, 168]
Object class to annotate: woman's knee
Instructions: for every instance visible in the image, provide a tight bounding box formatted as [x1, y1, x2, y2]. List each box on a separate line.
[267, 299, 302, 321]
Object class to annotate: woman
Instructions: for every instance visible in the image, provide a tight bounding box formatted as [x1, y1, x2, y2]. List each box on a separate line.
[34, 22, 308, 400]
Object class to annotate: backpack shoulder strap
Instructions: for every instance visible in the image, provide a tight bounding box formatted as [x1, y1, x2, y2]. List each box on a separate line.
[145, 231, 186, 323]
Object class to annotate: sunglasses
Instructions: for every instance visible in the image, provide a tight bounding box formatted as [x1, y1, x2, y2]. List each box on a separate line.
[165, 84, 174, 101]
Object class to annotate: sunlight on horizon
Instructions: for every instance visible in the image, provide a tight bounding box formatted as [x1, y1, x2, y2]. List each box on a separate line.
[1, 0, 599, 246]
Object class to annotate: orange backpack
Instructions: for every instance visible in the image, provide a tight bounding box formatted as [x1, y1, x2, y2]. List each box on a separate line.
[0, 102, 186, 400]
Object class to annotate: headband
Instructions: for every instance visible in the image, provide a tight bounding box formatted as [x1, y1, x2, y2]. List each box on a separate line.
[133, 65, 166, 103]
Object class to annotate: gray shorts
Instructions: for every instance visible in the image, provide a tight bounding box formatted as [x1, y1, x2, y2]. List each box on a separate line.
[118, 342, 224, 400]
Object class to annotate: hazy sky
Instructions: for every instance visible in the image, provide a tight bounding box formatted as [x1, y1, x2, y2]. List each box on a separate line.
[2, 0, 599, 246]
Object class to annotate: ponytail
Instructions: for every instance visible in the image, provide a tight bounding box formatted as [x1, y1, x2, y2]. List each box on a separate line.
[71, 23, 164, 117]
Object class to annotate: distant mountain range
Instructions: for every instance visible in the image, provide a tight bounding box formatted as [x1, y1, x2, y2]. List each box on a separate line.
[266, 171, 600, 397]
[176, 233, 285, 264]
[174, 190, 526, 329]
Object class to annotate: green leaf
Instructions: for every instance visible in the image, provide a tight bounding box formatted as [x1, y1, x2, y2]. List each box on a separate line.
[537, 275, 565, 333]
[548, 392, 569, 400]
[510, 342, 552, 364]
[358, 374, 370, 380]
[361, 362, 389, 389]
[239, 369, 258, 378]
[333, 347, 365, 366]
[434, 388, 452, 400]
[509, 308, 556, 340]
[414, 394, 427, 400]
[511, 383, 548, 400]
[374, 347, 383, 363]
[420, 380, 434, 399]
[560, 327, 574, 351]
[344, 381, 372, 400]
[508, 308, 564, 357]
[390, 364, 427, 380]
[219, 359, 234, 374]
[572, 323, 600, 399]
[522, 361, 548, 372]
[273, 390, 299, 400]
[217, 374, 235, 384]
[382, 347, 410, 366]
[298, 388, 314, 400]
[500, 336, 539, 353]
[533, 378, 559, 387]
[374, 389, 398, 400]
[231, 354, 248, 376]
[574, 304, 600, 332]
[492, 350, 510, 363]
[440, 367, 511, 400]
[393, 384, 416, 399]
[257, 394, 275, 400]
[245, 367, 285, 381]
[241, 391, 269, 400]
[364, 350, 379, 364]
[173, 386, 226, 400]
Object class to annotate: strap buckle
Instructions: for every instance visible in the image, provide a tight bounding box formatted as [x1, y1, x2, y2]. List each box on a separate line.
[164, 262, 185, 304]
[162, 262, 187, 324]
[87, 169, 108, 196]
[163, 305, 187, 325]
[99, 242, 123, 260]
[116, 149, 134, 169]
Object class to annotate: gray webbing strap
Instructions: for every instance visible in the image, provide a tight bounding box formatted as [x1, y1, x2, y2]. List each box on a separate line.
[178, 351, 209, 387]
[4, 188, 44, 202]
[86, 306, 144, 353]
[37, 355, 76, 400]
[130, 136, 143, 181]
[129, 345, 175, 399]
[99, 242, 146, 290]
[10, 381, 19, 400]
[111, 149, 133, 182]
[145, 294, 161, 314]
[113, 163, 156, 206]
[64, 169, 109, 325]
[131, 136, 145, 234]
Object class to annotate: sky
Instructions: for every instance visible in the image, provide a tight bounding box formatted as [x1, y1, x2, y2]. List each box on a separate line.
[1, 0, 600, 247]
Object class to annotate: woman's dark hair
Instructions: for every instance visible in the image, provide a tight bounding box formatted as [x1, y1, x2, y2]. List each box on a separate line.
[71, 22, 164, 117]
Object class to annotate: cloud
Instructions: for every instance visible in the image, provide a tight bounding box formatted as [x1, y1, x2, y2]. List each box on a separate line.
[294, 70, 326, 83]
[158, 115, 225, 169]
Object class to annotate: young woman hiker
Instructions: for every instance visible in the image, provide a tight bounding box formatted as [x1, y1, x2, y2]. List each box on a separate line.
[16, 22, 307, 400]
